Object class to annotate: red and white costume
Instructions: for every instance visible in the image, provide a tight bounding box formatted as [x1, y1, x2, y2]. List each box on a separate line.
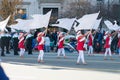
[18, 33, 25, 57]
[104, 32, 112, 57]
[117, 38, 120, 48]
[37, 37, 44, 50]
[37, 32, 45, 62]
[58, 36, 64, 49]
[57, 32, 66, 58]
[117, 37, 120, 56]
[76, 33, 86, 64]
[76, 35, 85, 50]
[18, 36, 25, 49]
[88, 33, 93, 55]
[118, 32, 120, 56]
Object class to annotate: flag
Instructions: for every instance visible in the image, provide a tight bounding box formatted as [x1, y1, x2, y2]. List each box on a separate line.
[52, 18, 76, 31]
[92, 18, 102, 30]
[104, 20, 120, 30]
[0, 15, 11, 31]
[9, 10, 52, 32]
[73, 12, 99, 32]
[30, 10, 52, 29]
[9, 19, 32, 32]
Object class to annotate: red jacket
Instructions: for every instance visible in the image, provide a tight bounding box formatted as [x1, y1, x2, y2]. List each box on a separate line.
[118, 38, 120, 48]
[18, 37, 25, 48]
[88, 34, 93, 46]
[58, 36, 64, 48]
[37, 37, 44, 50]
[104, 36, 111, 48]
[76, 35, 85, 50]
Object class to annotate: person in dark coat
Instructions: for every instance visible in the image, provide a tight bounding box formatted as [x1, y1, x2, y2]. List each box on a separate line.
[93, 30, 103, 53]
[0, 31, 11, 56]
[0, 32, 6, 56]
[12, 32, 19, 55]
[25, 32, 33, 55]
[51, 30, 58, 52]
[5, 32, 11, 54]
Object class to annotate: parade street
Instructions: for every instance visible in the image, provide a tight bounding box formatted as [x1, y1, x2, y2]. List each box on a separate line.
[0, 51, 120, 80]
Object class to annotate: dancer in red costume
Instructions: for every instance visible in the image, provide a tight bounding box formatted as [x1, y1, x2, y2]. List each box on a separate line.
[104, 31, 113, 60]
[117, 36, 120, 57]
[37, 32, 45, 63]
[57, 32, 66, 58]
[88, 31, 94, 56]
[18, 32, 26, 58]
[76, 30, 90, 65]
[117, 30, 120, 57]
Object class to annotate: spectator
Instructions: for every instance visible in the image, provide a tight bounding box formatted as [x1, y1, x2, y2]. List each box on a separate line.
[51, 30, 58, 47]
[44, 35, 50, 52]
[25, 32, 34, 55]
[93, 30, 103, 53]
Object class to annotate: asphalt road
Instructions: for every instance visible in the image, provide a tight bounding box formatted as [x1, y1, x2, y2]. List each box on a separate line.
[0, 51, 120, 80]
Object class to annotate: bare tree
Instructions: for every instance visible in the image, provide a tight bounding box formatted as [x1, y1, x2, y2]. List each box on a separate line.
[0, 0, 23, 25]
[60, 0, 95, 18]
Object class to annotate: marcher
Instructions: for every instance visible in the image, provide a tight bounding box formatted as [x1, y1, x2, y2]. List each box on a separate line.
[18, 32, 26, 58]
[117, 30, 120, 57]
[88, 31, 94, 56]
[57, 32, 66, 58]
[104, 31, 113, 60]
[37, 32, 45, 63]
[117, 37, 120, 57]
[76, 30, 90, 65]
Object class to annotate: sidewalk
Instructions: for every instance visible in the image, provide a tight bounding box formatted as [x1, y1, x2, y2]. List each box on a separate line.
[1, 63, 120, 80]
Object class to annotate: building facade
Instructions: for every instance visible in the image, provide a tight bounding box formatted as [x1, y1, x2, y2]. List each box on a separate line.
[0, 0, 119, 21]
[20, 0, 62, 19]
[20, 0, 120, 19]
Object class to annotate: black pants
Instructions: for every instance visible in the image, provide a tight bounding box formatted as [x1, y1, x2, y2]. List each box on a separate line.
[26, 43, 32, 54]
[1, 44, 5, 56]
[13, 44, 18, 55]
[13, 38, 19, 55]
[6, 43, 10, 54]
